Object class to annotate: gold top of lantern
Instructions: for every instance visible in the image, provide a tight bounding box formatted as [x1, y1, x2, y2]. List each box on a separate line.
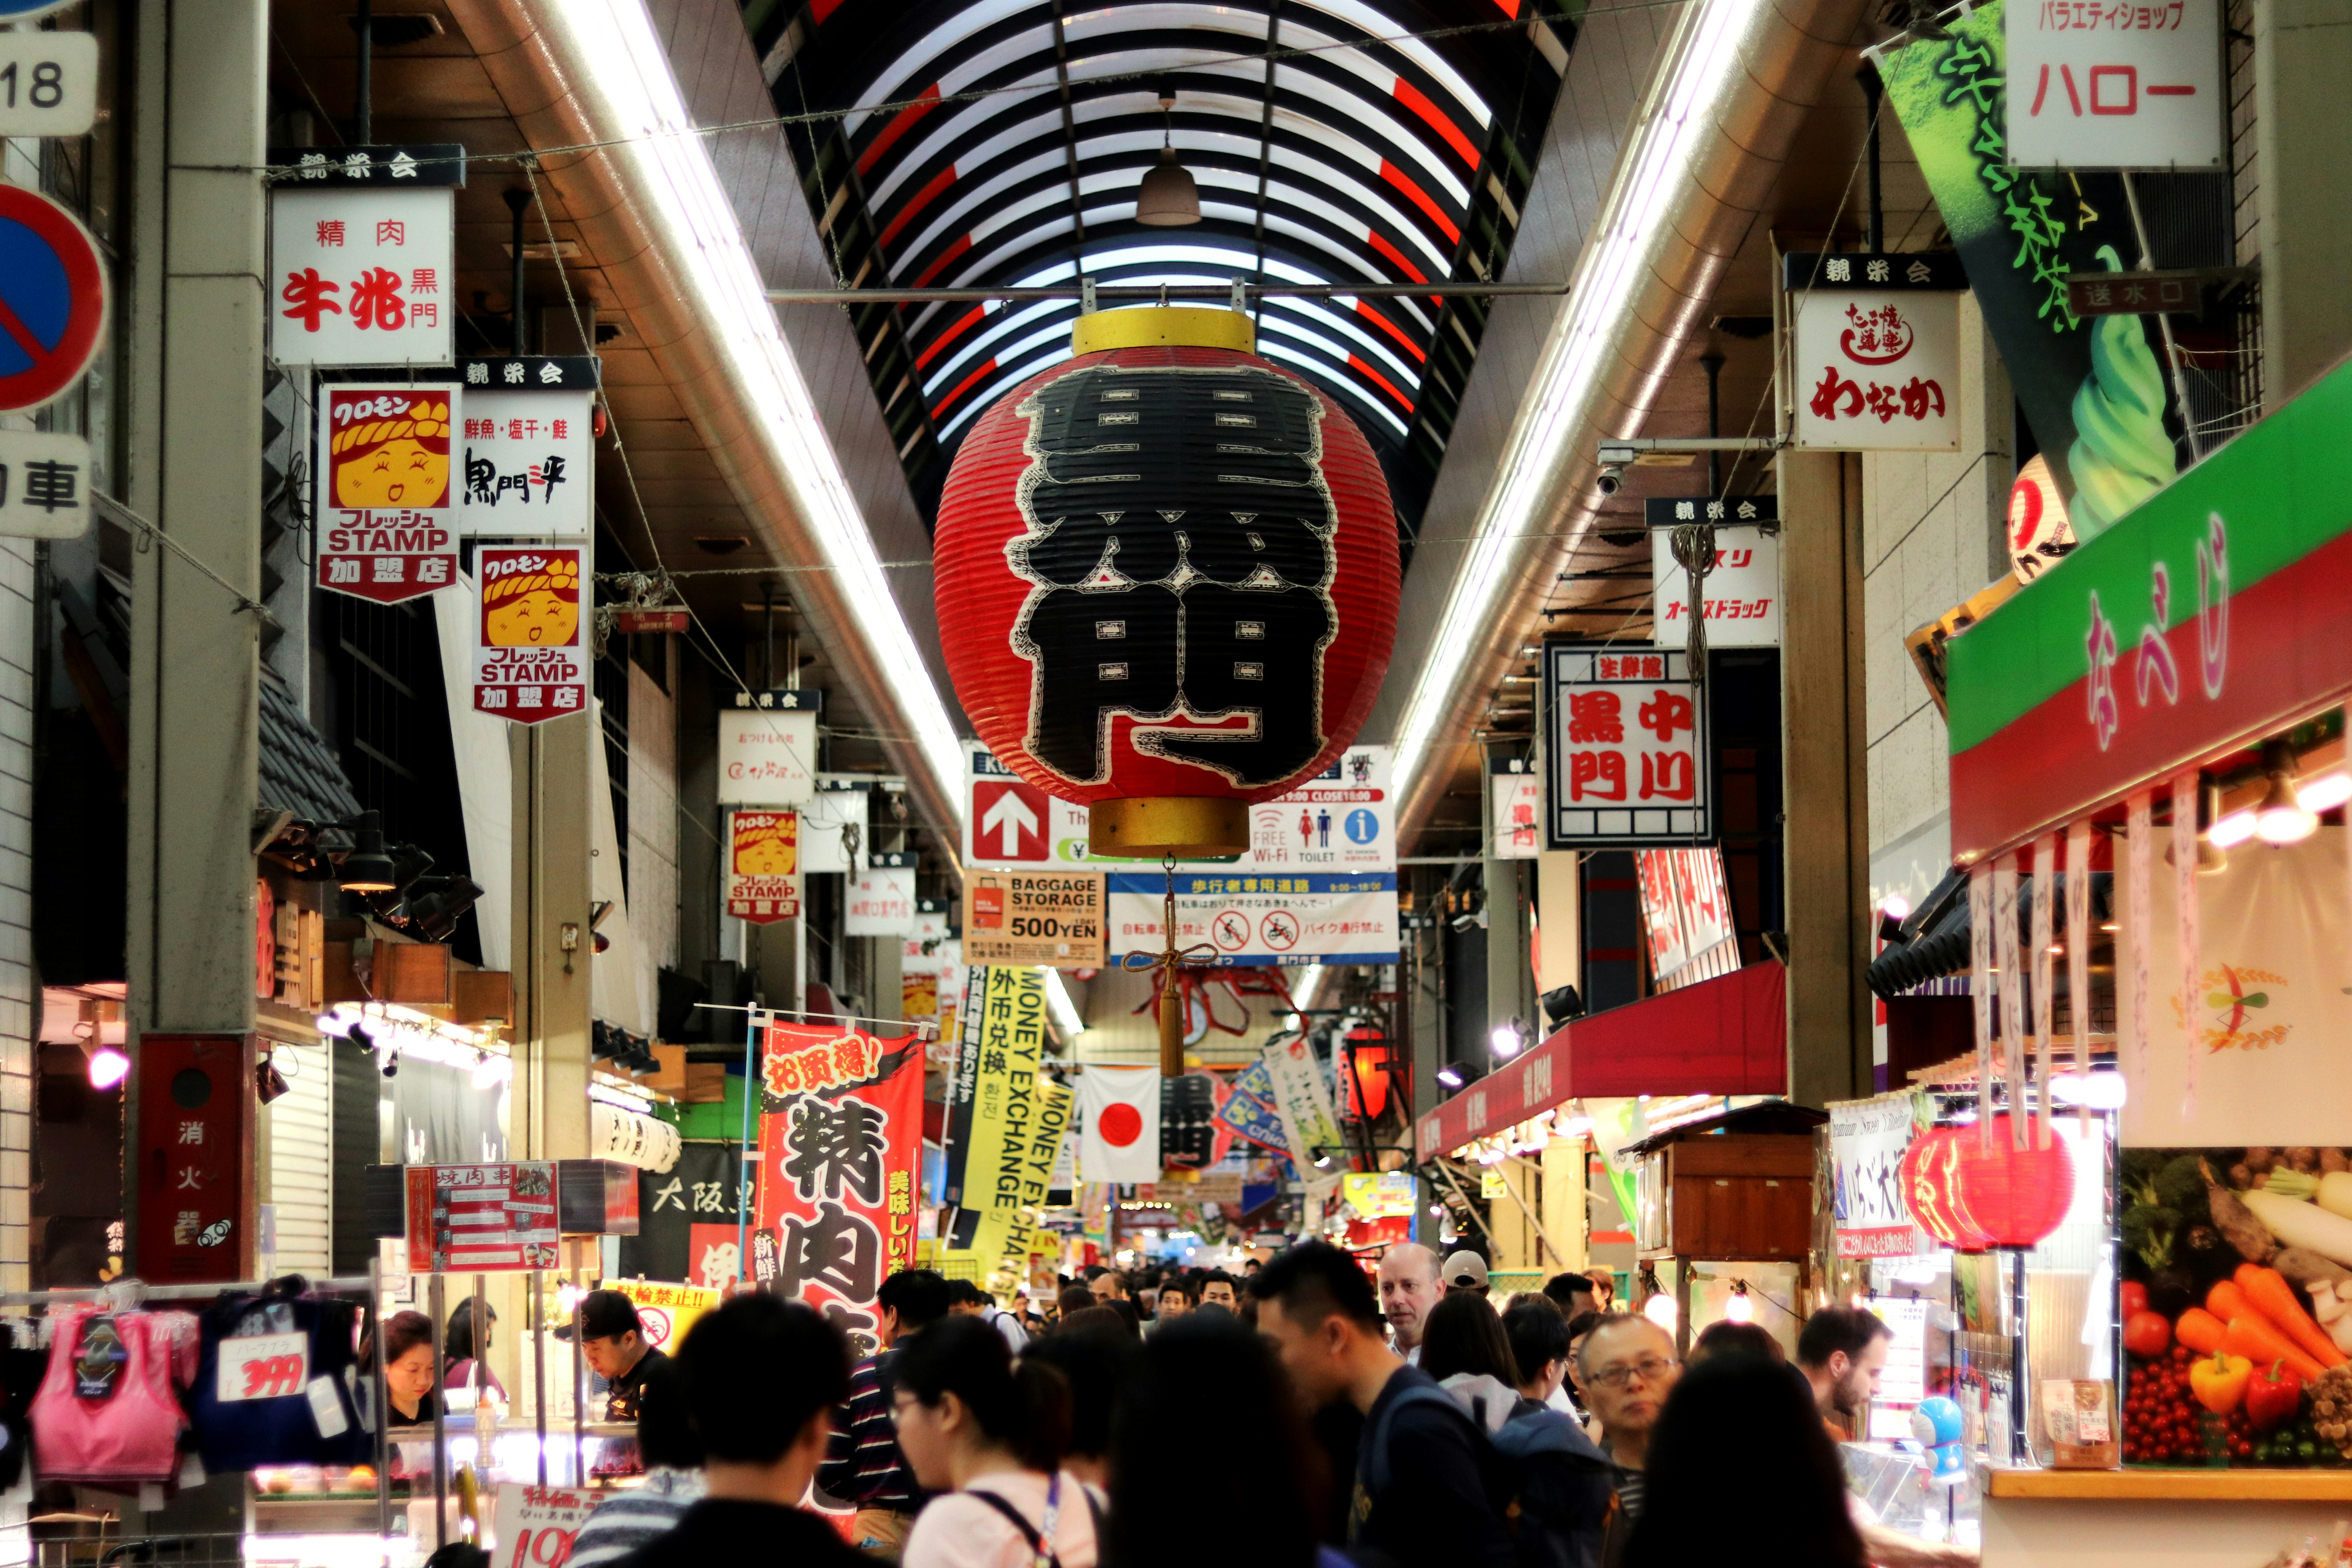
[1090, 797, 1250, 860]
[1071, 306, 1254, 356]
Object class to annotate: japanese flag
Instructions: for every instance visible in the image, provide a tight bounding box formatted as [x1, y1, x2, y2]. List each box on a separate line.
[1076, 1067, 1161, 1184]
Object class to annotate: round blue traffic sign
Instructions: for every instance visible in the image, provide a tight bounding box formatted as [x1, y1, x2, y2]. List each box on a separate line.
[1345, 808, 1378, 845]
[0, 183, 106, 414]
[0, 2, 77, 23]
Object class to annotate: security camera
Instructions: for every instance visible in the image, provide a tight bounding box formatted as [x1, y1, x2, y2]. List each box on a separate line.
[1595, 463, 1626, 497]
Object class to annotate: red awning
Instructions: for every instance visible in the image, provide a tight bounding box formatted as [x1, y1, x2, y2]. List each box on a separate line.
[1415, 961, 1788, 1160]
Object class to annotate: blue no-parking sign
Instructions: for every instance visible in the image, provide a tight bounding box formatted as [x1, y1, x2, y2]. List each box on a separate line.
[0, 183, 106, 414]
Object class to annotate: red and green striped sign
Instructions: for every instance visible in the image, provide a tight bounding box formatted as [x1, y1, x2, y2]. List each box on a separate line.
[1948, 358, 2352, 863]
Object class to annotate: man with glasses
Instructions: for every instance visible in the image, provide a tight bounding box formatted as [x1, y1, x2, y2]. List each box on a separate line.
[1576, 1314, 1681, 1530]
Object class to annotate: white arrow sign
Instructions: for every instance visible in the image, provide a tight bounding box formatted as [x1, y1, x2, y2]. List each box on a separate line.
[982, 788, 1040, 859]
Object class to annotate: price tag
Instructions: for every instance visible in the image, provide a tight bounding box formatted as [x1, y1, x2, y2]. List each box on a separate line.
[0, 32, 98, 138]
[217, 1330, 309, 1402]
[492, 1483, 595, 1568]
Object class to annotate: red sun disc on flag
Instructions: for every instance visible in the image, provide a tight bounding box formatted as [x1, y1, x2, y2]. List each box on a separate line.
[1099, 1102, 1144, 1147]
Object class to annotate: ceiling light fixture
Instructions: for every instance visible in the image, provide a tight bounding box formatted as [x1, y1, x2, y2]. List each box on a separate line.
[1436, 1063, 1465, 1089]
[2256, 743, 2319, 845]
[1391, 0, 1766, 798]
[336, 811, 398, 893]
[85, 1046, 129, 1092]
[544, 0, 967, 822]
[1136, 84, 1200, 227]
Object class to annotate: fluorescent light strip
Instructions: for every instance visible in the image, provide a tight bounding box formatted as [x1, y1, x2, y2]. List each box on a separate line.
[571, 0, 967, 822]
[1043, 968, 1087, 1036]
[1389, 0, 1759, 797]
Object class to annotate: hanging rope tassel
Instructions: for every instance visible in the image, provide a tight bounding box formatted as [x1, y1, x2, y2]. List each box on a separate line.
[1671, 521, 1714, 684]
[1158, 853, 1185, 1075]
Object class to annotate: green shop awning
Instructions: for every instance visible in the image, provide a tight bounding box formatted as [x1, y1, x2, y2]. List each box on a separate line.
[1947, 358, 2352, 863]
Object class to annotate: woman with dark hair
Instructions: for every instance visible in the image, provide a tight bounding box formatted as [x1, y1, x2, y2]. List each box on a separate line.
[1107, 1314, 1332, 1568]
[1020, 1321, 1139, 1489]
[1622, 1356, 1866, 1568]
[1417, 1292, 1524, 1430]
[1690, 1320, 1785, 1366]
[443, 1298, 506, 1409]
[895, 1316, 1095, 1568]
[366, 1310, 439, 1425]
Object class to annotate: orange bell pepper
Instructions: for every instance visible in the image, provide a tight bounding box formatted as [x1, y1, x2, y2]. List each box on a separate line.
[2190, 1352, 2253, 1415]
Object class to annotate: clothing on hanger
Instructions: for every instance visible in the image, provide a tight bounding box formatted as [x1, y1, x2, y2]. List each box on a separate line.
[189, 1287, 371, 1472]
[29, 1303, 200, 1486]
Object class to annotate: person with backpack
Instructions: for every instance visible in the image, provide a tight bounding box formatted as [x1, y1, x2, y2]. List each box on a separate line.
[1252, 1242, 1515, 1568]
[1497, 1298, 1616, 1568]
[893, 1315, 1099, 1568]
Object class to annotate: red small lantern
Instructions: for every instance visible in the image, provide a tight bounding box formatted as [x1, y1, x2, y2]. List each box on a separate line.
[1952, 1115, 2076, 1249]
[1345, 1028, 1390, 1122]
[1900, 1125, 1994, 1252]
[935, 306, 1399, 860]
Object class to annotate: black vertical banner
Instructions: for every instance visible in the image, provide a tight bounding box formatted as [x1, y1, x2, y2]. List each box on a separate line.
[617, 1140, 746, 1285]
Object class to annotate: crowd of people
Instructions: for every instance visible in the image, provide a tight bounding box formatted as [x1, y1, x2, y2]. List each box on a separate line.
[543, 1243, 1977, 1568]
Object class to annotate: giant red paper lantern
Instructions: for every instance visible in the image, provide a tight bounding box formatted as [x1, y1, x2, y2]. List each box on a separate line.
[1951, 1115, 2075, 1249]
[935, 307, 1399, 858]
[1900, 1125, 1994, 1252]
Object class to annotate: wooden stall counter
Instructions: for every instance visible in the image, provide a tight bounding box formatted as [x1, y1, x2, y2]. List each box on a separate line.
[1982, 1467, 2352, 1566]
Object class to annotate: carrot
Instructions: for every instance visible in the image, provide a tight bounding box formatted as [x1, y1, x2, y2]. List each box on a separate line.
[2221, 1313, 2327, 1383]
[2209, 1279, 2258, 1324]
[2176, 1307, 2229, 1354]
[2238, 1263, 2350, 1370]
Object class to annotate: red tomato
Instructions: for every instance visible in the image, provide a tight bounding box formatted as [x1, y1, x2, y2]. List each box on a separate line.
[2120, 1281, 2149, 1319]
[2123, 1310, 2173, 1359]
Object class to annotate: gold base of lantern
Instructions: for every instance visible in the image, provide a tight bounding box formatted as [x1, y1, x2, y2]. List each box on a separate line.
[1071, 305, 1255, 356]
[1090, 797, 1249, 859]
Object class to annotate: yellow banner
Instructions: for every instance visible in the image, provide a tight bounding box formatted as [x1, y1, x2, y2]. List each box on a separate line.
[598, 1278, 720, 1355]
[946, 968, 1069, 1278]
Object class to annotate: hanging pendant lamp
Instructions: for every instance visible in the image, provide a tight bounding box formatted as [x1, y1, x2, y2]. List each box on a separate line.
[1136, 85, 1200, 226]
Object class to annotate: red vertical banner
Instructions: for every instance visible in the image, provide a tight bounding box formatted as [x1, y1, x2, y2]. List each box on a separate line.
[752, 1021, 924, 1357]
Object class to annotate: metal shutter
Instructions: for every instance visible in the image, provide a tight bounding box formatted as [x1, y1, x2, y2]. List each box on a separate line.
[267, 1043, 335, 1276]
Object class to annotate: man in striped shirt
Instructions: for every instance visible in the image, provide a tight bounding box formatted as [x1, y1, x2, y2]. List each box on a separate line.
[817, 1268, 950, 1560]
[568, 1360, 704, 1568]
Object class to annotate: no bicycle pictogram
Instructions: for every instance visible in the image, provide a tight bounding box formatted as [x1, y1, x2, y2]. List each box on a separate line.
[1210, 909, 1251, 952]
[0, 184, 106, 415]
[1259, 910, 1300, 951]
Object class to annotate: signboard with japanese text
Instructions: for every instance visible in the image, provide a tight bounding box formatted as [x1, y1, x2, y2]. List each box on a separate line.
[1490, 758, 1542, 860]
[1635, 846, 1739, 990]
[846, 853, 916, 937]
[597, 1278, 719, 1354]
[403, 1161, 560, 1272]
[938, 968, 1070, 1279]
[0, 429, 88, 539]
[471, 546, 588, 723]
[2006, 0, 2223, 171]
[1107, 871, 1397, 966]
[619, 1140, 745, 1287]
[1650, 523, 1782, 647]
[1341, 1171, 1416, 1219]
[963, 868, 1104, 967]
[753, 1020, 924, 1357]
[1791, 262, 1962, 452]
[719, 705, 818, 806]
[800, 776, 870, 874]
[1829, 1094, 1928, 1259]
[456, 357, 596, 537]
[726, 810, 800, 923]
[1214, 1074, 1290, 1156]
[1541, 644, 1709, 848]
[1259, 1034, 1345, 1173]
[316, 385, 460, 601]
[490, 1483, 595, 1568]
[964, 742, 1395, 874]
[270, 185, 455, 366]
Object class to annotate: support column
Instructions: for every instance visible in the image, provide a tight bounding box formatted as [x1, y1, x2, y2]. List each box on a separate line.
[1535, 850, 1579, 1005]
[124, 0, 267, 1261]
[1777, 450, 1871, 1109]
[512, 717, 595, 1161]
[2255, 0, 2352, 409]
[873, 934, 903, 1027]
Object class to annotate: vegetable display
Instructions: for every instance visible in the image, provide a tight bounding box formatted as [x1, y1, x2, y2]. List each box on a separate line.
[2121, 1146, 2352, 1467]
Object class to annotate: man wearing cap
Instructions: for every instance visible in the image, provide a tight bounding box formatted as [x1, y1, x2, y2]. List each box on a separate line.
[1443, 1250, 1491, 1298]
[566, 1290, 666, 1422]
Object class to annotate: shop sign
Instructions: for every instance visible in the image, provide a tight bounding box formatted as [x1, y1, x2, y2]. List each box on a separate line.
[939, 968, 1072, 1277]
[620, 1142, 745, 1288]
[725, 809, 800, 923]
[268, 156, 461, 366]
[846, 852, 916, 937]
[596, 1279, 719, 1354]
[719, 699, 819, 806]
[1649, 521, 1782, 646]
[315, 384, 460, 602]
[403, 1161, 560, 1272]
[799, 775, 870, 874]
[1107, 870, 1396, 966]
[1541, 643, 1708, 848]
[902, 904, 952, 975]
[1490, 757, 1542, 860]
[1214, 1073, 1289, 1156]
[2005, 0, 2223, 171]
[1787, 253, 1964, 452]
[962, 869, 1105, 967]
[963, 743, 1395, 874]
[1341, 1171, 1416, 1219]
[1945, 356, 2352, 862]
[1828, 1093, 1929, 1259]
[136, 1033, 254, 1283]
[752, 1020, 924, 1357]
[470, 545, 588, 722]
[454, 358, 596, 538]
[0, 428, 89, 540]
[491, 1483, 595, 1568]
[1636, 846, 1739, 990]
[1259, 1034, 1344, 1174]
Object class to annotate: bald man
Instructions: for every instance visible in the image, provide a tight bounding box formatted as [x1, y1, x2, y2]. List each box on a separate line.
[1376, 1242, 1444, 1363]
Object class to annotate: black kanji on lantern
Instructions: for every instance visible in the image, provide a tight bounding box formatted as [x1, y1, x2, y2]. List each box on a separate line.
[1006, 365, 1338, 788]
